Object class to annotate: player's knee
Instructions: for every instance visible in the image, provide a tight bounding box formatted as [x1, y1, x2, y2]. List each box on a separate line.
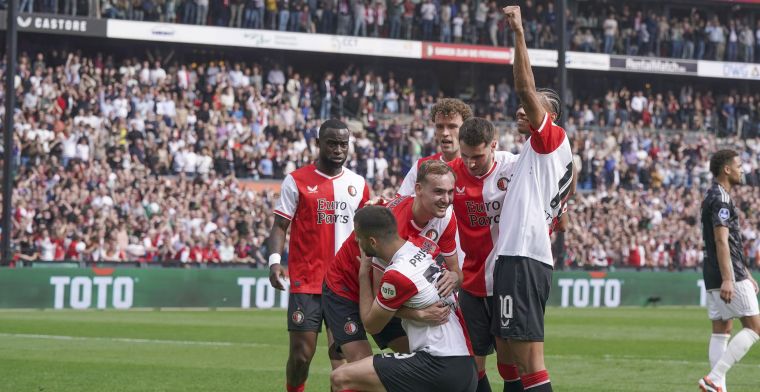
[330, 367, 350, 389]
[289, 345, 315, 368]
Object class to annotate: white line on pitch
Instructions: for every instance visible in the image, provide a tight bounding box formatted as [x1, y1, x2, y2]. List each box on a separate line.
[0, 333, 278, 348]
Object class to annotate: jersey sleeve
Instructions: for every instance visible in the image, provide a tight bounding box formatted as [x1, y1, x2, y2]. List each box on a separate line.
[529, 113, 567, 155]
[274, 174, 298, 220]
[359, 181, 371, 208]
[710, 198, 732, 228]
[396, 162, 418, 197]
[376, 270, 418, 311]
[438, 212, 459, 257]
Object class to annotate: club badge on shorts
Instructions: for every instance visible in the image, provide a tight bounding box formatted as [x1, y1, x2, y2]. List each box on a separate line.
[344, 320, 359, 335]
[291, 310, 305, 325]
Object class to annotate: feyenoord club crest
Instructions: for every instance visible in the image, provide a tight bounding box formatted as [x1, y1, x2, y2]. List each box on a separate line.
[497, 177, 509, 191]
[291, 310, 305, 325]
[348, 185, 357, 197]
[425, 229, 439, 241]
[344, 320, 359, 335]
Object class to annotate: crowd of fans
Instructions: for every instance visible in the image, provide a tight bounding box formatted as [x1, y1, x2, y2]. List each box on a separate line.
[2, 49, 760, 269]
[16, 0, 760, 64]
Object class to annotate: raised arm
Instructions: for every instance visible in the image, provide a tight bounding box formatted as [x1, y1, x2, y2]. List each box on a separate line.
[504, 5, 546, 130]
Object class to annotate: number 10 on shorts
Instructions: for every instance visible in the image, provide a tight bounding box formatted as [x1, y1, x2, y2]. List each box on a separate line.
[500, 295, 513, 327]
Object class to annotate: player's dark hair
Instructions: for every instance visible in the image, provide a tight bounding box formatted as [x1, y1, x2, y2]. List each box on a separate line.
[416, 160, 456, 184]
[318, 119, 349, 139]
[430, 98, 473, 122]
[710, 149, 739, 178]
[354, 206, 397, 240]
[537, 88, 562, 121]
[459, 117, 495, 146]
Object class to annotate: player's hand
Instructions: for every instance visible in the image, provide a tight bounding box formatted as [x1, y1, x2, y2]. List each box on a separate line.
[436, 270, 459, 298]
[364, 197, 386, 206]
[413, 302, 451, 325]
[503, 5, 524, 33]
[269, 263, 287, 291]
[720, 280, 734, 304]
[357, 248, 372, 276]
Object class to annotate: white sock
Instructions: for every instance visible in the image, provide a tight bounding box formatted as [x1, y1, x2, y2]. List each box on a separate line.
[709, 333, 730, 368]
[709, 333, 731, 392]
[708, 328, 760, 383]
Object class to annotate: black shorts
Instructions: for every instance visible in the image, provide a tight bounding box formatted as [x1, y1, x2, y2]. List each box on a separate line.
[322, 284, 406, 350]
[323, 284, 367, 345]
[374, 351, 477, 392]
[458, 290, 494, 356]
[287, 292, 323, 332]
[490, 256, 553, 341]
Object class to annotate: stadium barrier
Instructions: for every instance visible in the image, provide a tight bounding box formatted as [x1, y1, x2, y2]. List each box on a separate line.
[1, 267, 758, 310]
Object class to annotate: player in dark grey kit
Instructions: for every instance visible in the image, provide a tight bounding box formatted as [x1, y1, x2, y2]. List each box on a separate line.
[698, 149, 760, 392]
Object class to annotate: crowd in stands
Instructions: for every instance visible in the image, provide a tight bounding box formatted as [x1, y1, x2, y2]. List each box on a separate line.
[3, 49, 760, 269]
[16, 0, 760, 64]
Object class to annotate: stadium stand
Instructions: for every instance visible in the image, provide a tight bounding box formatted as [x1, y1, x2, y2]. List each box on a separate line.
[18, 0, 760, 63]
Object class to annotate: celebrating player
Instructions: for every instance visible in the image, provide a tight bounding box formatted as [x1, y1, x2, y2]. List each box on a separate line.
[396, 98, 473, 197]
[266, 119, 370, 392]
[698, 150, 760, 392]
[450, 117, 520, 392]
[330, 206, 477, 392]
[323, 159, 463, 362]
[490, 6, 575, 392]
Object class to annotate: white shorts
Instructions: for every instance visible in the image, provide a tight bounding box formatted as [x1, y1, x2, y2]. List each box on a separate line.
[707, 279, 760, 321]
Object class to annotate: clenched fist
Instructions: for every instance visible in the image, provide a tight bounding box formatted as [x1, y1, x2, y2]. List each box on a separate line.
[503, 5, 523, 33]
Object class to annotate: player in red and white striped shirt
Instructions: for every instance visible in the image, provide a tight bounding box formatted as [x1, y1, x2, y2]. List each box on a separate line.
[397, 98, 473, 197]
[330, 206, 477, 392]
[490, 7, 576, 392]
[266, 119, 370, 392]
[323, 160, 462, 362]
[449, 117, 519, 392]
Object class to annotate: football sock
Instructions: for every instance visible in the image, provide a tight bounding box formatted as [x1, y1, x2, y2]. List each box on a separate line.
[286, 383, 305, 392]
[708, 328, 759, 383]
[709, 333, 731, 392]
[521, 370, 551, 391]
[709, 333, 730, 368]
[498, 363, 522, 392]
[476, 371, 492, 392]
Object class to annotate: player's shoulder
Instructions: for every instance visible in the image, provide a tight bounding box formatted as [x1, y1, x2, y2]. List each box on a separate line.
[288, 164, 317, 181]
[494, 150, 519, 164]
[418, 152, 444, 167]
[341, 166, 366, 182]
[387, 194, 413, 211]
[705, 183, 730, 205]
[389, 241, 431, 271]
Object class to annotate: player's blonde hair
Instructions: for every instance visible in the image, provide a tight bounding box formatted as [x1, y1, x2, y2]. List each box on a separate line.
[416, 160, 456, 184]
[430, 98, 473, 123]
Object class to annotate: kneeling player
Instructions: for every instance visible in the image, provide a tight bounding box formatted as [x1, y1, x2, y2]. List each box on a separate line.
[323, 160, 463, 361]
[331, 206, 477, 392]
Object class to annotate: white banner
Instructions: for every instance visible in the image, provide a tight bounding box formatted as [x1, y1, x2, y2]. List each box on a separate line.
[526, 49, 609, 71]
[107, 20, 421, 59]
[698, 59, 760, 80]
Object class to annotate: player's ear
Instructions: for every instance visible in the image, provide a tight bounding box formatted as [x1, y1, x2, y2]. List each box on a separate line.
[414, 182, 422, 196]
[490, 140, 497, 151]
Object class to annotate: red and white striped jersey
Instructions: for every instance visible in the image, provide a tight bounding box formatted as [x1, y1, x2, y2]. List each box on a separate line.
[377, 240, 474, 357]
[274, 164, 370, 294]
[450, 151, 519, 297]
[396, 152, 445, 197]
[325, 195, 459, 302]
[495, 113, 574, 267]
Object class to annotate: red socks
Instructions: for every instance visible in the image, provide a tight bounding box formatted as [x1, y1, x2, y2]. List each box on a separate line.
[521, 370, 550, 390]
[498, 363, 520, 382]
[286, 383, 304, 392]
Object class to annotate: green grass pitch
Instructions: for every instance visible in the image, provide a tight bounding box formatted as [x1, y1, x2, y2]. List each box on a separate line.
[0, 307, 757, 391]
